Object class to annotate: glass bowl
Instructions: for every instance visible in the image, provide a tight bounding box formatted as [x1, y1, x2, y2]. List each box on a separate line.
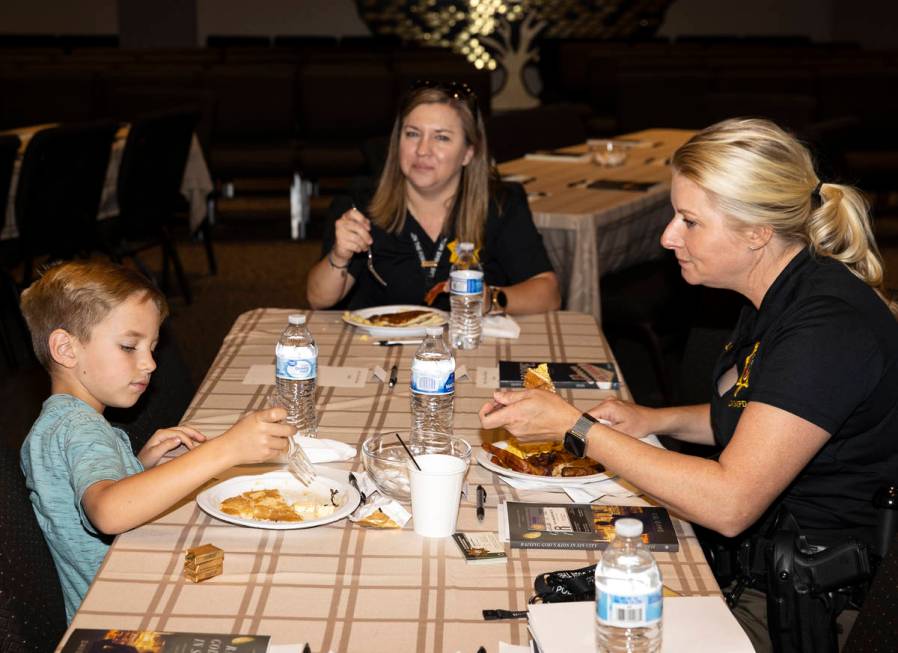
[361, 430, 472, 503]
[590, 140, 628, 167]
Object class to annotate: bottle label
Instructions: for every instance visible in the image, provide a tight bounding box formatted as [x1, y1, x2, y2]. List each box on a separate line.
[596, 589, 662, 628]
[411, 369, 455, 395]
[450, 270, 484, 296]
[275, 345, 317, 380]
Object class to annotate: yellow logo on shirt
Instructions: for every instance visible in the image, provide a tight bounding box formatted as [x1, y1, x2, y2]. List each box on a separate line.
[447, 240, 481, 264]
[733, 341, 760, 398]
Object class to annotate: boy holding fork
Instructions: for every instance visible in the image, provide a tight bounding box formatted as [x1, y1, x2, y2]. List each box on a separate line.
[19, 260, 294, 622]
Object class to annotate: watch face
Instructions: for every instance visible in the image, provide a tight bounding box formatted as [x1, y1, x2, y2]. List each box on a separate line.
[497, 289, 508, 308]
[564, 432, 586, 458]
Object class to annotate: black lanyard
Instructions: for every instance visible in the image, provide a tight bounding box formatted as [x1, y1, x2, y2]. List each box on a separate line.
[408, 232, 449, 281]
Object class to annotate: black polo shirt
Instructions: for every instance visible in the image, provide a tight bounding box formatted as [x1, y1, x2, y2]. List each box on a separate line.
[710, 247, 898, 536]
[322, 182, 554, 311]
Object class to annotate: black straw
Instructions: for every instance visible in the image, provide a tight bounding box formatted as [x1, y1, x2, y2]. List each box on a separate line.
[396, 432, 422, 471]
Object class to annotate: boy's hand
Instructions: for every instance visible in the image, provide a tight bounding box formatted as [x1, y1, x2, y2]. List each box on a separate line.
[138, 425, 207, 468]
[220, 407, 295, 465]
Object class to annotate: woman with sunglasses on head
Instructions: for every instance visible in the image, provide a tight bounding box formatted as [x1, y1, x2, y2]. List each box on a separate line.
[479, 118, 898, 651]
[306, 81, 561, 314]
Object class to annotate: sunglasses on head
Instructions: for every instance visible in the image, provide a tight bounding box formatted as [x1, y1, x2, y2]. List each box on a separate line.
[408, 79, 480, 118]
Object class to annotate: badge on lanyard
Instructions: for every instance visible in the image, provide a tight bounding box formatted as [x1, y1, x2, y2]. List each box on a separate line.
[409, 232, 448, 281]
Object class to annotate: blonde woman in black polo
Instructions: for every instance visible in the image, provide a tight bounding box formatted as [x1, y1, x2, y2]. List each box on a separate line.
[480, 118, 898, 651]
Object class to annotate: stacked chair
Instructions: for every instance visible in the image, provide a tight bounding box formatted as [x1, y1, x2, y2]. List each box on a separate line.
[14, 121, 117, 285]
[100, 109, 200, 304]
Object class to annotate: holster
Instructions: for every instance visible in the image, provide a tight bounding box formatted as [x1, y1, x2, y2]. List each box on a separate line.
[732, 507, 873, 653]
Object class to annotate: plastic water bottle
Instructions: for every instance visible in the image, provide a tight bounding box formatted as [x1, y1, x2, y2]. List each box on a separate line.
[410, 327, 455, 435]
[275, 313, 318, 437]
[595, 518, 663, 652]
[449, 241, 484, 350]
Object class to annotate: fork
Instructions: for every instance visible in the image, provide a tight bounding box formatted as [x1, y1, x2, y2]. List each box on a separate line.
[367, 248, 387, 286]
[285, 434, 317, 486]
[351, 202, 387, 287]
[267, 395, 316, 486]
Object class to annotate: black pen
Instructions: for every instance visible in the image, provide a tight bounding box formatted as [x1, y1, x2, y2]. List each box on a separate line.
[476, 484, 486, 521]
[388, 364, 398, 388]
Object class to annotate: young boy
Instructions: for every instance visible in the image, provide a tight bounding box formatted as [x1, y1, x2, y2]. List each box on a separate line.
[19, 260, 294, 622]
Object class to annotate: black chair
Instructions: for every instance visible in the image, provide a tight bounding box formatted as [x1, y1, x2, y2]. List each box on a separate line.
[0, 444, 67, 653]
[101, 110, 200, 304]
[842, 530, 898, 651]
[600, 254, 697, 405]
[106, 321, 197, 454]
[485, 103, 588, 163]
[0, 134, 25, 369]
[14, 121, 117, 284]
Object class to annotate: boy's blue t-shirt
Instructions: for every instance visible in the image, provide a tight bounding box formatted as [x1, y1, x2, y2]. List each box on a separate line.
[20, 394, 144, 622]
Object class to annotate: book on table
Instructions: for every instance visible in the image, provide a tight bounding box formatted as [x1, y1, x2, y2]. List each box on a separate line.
[60, 628, 270, 652]
[500, 501, 679, 552]
[498, 361, 619, 390]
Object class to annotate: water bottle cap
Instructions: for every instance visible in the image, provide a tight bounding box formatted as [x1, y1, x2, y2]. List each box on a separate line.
[288, 314, 306, 325]
[614, 518, 644, 538]
[425, 327, 444, 337]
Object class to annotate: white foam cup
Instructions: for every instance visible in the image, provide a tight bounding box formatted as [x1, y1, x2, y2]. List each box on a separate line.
[408, 453, 469, 537]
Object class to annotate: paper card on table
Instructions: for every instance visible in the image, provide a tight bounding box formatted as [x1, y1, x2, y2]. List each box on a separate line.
[525, 151, 591, 163]
[476, 366, 500, 388]
[242, 364, 276, 386]
[527, 597, 755, 653]
[241, 364, 368, 388]
[371, 365, 387, 383]
[318, 365, 368, 388]
[456, 364, 469, 382]
[587, 179, 658, 192]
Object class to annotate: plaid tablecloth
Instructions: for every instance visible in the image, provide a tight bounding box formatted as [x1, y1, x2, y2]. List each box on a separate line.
[499, 129, 695, 322]
[1, 124, 212, 241]
[59, 309, 719, 652]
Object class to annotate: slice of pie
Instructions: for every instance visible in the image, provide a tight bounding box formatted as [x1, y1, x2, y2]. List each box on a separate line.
[345, 309, 443, 328]
[220, 489, 303, 522]
[523, 363, 556, 392]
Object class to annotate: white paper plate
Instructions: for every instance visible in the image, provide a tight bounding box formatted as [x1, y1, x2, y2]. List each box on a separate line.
[196, 469, 360, 530]
[476, 441, 611, 485]
[343, 304, 448, 339]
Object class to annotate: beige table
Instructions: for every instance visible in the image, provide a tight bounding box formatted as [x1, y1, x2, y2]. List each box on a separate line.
[499, 129, 695, 322]
[58, 309, 720, 652]
[1, 123, 212, 241]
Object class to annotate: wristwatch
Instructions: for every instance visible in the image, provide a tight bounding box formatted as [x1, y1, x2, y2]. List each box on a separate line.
[563, 413, 599, 458]
[489, 286, 508, 314]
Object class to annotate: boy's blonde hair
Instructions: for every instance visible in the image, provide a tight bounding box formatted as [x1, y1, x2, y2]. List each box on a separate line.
[20, 260, 169, 370]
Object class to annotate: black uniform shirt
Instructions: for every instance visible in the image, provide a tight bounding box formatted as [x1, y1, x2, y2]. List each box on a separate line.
[710, 247, 898, 534]
[322, 182, 554, 311]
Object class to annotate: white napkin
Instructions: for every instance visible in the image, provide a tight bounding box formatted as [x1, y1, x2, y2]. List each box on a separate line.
[293, 436, 356, 463]
[482, 315, 521, 339]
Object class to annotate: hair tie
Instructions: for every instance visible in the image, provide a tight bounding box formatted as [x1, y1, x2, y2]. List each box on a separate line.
[812, 180, 823, 199]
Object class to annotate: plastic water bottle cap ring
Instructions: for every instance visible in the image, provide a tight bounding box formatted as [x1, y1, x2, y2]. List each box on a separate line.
[288, 314, 306, 325]
[425, 327, 444, 337]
